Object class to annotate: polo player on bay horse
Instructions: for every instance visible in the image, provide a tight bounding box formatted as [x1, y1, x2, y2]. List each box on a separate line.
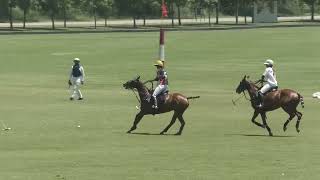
[255, 59, 278, 108]
[145, 60, 169, 109]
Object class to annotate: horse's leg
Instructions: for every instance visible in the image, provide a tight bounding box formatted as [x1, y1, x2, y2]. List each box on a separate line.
[127, 111, 144, 133]
[160, 112, 178, 135]
[282, 105, 299, 132]
[295, 111, 303, 133]
[260, 112, 273, 136]
[283, 113, 295, 132]
[175, 114, 186, 135]
[251, 110, 264, 128]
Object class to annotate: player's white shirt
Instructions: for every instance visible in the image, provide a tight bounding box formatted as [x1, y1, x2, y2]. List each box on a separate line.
[263, 67, 277, 86]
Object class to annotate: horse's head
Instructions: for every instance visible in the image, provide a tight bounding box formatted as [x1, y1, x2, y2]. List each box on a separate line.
[236, 75, 249, 94]
[123, 76, 141, 90]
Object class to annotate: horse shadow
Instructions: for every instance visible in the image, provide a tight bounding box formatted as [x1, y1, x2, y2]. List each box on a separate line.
[129, 132, 178, 136]
[225, 133, 296, 138]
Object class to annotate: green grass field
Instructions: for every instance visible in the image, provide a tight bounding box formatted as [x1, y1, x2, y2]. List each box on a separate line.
[0, 27, 320, 180]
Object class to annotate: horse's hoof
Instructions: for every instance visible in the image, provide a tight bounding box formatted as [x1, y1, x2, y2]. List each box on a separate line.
[174, 132, 182, 136]
[296, 129, 300, 133]
[283, 127, 287, 132]
[160, 132, 165, 135]
[269, 133, 273, 136]
[127, 130, 131, 134]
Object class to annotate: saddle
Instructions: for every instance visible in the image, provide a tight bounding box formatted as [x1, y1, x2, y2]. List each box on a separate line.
[262, 86, 278, 95]
[255, 87, 278, 107]
[147, 90, 169, 107]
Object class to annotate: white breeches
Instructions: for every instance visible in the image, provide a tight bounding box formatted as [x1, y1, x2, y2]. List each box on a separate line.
[153, 85, 168, 97]
[70, 77, 83, 98]
[152, 85, 168, 106]
[260, 83, 277, 94]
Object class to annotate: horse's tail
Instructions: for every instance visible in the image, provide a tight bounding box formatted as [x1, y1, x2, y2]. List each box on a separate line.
[298, 93, 304, 108]
[187, 96, 200, 100]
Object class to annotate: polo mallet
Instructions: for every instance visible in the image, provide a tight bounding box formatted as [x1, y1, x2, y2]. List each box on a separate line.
[232, 94, 245, 106]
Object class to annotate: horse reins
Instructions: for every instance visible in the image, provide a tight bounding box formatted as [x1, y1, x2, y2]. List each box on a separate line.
[131, 89, 141, 104]
[243, 91, 251, 101]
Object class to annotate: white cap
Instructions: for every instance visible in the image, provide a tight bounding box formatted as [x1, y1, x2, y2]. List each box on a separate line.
[264, 59, 274, 66]
[73, 58, 80, 62]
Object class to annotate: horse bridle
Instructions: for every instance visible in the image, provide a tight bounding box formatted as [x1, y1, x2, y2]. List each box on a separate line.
[131, 81, 154, 104]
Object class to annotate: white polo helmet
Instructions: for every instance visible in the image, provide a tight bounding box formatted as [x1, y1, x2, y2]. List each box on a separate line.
[73, 58, 80, 62]
[264, 59, 274, 66]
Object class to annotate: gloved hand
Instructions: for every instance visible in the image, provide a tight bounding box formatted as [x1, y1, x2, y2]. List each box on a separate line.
[68, 80, 72, 86]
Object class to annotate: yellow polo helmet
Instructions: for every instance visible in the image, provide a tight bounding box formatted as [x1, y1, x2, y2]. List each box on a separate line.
[154, 60, 164, 67]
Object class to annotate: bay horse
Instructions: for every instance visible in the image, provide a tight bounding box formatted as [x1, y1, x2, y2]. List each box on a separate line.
[235, 75, 304, 136]
[123, 76, 200, 135]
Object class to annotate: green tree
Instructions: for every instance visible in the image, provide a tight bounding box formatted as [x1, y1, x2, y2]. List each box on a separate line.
[58, 0, 72, 28]
[141, 0, 160, 26]
[302, 0, 319, 21]
[96, 0, 114, 27]
[187, 0, 198, 20]
[8, 0, 16, 30]
[36, 0, 59, 29]
[203, 0, 217, 25]
[17, 0, 32, 29]
[126, 0, 144, 28]
[0, 0, 9, 21]
[239, 0, 252, 24]
[81, 0, 113, 29]
[166, 0, 175, 27]
[175, 0, 187, 25]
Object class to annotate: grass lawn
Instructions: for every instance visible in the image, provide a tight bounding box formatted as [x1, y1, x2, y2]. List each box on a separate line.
[0, 27, 320, 180]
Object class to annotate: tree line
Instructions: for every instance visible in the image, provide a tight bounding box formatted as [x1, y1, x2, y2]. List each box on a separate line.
[0, 0, 319, 30]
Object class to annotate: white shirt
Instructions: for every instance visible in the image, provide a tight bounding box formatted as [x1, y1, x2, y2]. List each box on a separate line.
[69, 65, 85, 82]
[263, 67, 277, 86]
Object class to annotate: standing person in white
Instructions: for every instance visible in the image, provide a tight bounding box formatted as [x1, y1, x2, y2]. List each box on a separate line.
[256, 59, 278, 108]
[68, 58, 85, 100]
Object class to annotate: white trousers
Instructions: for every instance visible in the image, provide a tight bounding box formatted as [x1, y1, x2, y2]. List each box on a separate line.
[152, 85, 168, 106]
[260, 83, 277, 94]
[70, 77, 83, 99]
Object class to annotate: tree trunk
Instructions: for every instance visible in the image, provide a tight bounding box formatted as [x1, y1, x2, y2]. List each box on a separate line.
[94, 9, 97, 29]
[244, 2, 247, 24]
[252, 0, 255, 23]
[215, 3, 219, 24]
[63, 8, 67, 28]
[311, 1, 315, 21]
[236, 0, 239, 24]
[23, 9, 26, 29]
[133, 17, 136, 28]
[51, 13, 55, 30]
[177, 5, 181, 25]
[143, 16, 146, 26]
[105, 17, 107, 27]
[9, 6, 13, 30]
[208, 9, 211, 26]
[171, 2, 174, 27]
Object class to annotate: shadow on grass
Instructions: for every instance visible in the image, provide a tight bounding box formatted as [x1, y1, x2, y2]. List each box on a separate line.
[129, 132, 179, 136]
[225, 133, 296, 138]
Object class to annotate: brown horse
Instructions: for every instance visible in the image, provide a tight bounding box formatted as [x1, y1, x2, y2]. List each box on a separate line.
[123, 76, 199, 135]
[236, 75, 304, 136]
